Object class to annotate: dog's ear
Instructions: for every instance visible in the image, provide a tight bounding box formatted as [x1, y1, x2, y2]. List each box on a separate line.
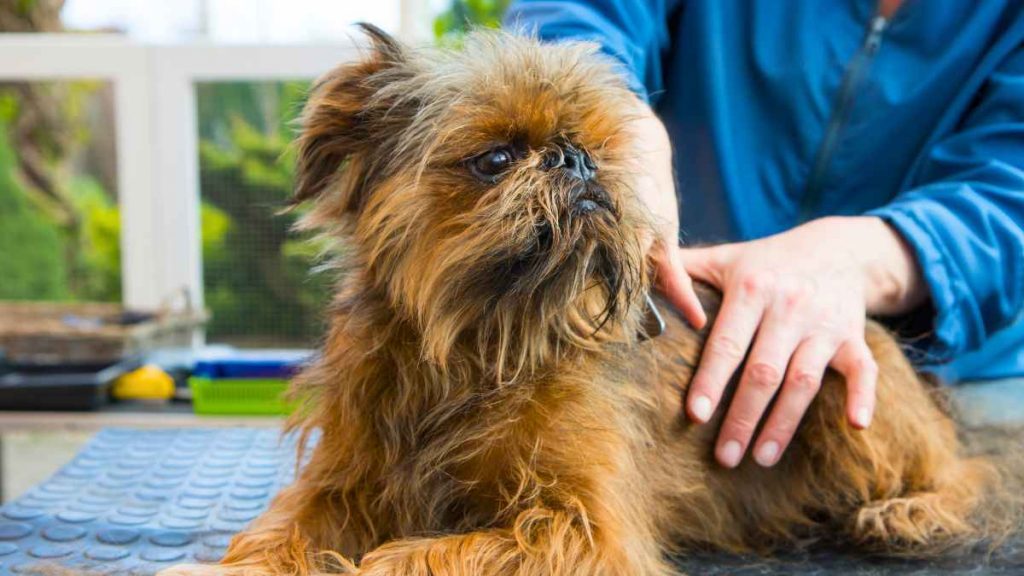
[292, 23, 408, 211]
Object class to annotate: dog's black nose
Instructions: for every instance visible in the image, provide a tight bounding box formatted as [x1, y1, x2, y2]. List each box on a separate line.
[545, 146, 597, 182]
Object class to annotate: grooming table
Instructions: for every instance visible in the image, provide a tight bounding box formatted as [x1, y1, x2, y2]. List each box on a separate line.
[0, 428, 1020, 575]
[0, 428, 299, 575]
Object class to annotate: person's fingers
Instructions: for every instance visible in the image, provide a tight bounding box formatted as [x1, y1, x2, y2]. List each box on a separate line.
[714, 312, 803, 468]
[679, 244, 732, 286]
[752, 338, 835, 467]
[686, 284, 763, 426]
[831, 339, 879, 430]
[658, 247, 707, 329]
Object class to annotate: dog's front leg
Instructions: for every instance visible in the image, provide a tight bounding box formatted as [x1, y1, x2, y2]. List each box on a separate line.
[357, 506, 671, 576]
[160, 480, 363, 576]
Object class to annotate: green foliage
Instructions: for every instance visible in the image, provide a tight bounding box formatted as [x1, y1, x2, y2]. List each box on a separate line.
[0, 157, 124, 303]
[0, 119, 68, 300]
[197, 81, 305, 146]
[434, 0, 511, 43]
[201, 202, 231, 257]
[198, 81, 331, 346]
[69, 176, 121, 301]
[0, 80, 122, 303]
[15, 0, 37, 17]
[0, 93, 19, 124]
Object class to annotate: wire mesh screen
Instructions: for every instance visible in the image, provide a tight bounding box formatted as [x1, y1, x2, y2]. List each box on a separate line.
[197, 81, 331, 348]
[0, 80, 121, 303]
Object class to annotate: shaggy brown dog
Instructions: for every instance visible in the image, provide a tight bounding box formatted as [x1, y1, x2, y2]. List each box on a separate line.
[166, 26, 996, 575]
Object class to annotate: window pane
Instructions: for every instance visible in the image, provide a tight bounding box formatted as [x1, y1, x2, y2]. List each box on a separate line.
[0, 80, 121, 303]
[197, 81, 330, 348]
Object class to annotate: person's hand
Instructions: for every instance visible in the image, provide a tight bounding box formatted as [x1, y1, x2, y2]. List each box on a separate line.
[681, 216, 927, 468]
[628, 103, 706, 329]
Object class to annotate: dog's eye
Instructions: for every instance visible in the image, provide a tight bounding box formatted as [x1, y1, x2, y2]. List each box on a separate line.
[469, 148, 515, 181]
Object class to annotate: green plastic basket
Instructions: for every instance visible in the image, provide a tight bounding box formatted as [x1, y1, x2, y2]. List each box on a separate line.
[189, 376, 294, 415]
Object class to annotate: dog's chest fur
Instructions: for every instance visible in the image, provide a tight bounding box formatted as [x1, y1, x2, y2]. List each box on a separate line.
[400, 355, 664, 526]
[402, 293, 717, 531]
[299, 287, 720, 543]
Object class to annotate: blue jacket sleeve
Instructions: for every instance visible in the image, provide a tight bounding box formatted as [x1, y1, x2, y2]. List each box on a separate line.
[503, 0, 681, 102]
[868, 43, 1024, 363]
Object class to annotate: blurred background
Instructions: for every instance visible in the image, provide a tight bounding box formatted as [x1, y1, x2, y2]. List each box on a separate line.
[0, 0, 510, 500]
[0, 0, 509, 348]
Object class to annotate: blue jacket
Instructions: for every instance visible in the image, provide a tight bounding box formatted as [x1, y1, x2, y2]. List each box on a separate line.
[505, 0, 1024, 382]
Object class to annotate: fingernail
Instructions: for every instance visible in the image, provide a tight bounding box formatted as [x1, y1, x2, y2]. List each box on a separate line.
[855, 407, 872, 428]
[719, 440, 742, 468]
[755, 441, 779, 467]
[691, 395, 713, 422]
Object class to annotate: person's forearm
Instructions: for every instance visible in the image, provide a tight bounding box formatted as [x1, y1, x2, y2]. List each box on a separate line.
[836, 216, 928, 316]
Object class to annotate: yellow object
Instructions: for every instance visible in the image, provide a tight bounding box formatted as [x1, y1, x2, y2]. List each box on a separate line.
[113, 364, 175, 401]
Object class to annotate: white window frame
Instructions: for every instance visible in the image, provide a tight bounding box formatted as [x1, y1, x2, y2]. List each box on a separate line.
[0, 34, 358, 314]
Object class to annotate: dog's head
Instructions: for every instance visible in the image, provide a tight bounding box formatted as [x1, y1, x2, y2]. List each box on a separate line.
[296, 25, 653, 380]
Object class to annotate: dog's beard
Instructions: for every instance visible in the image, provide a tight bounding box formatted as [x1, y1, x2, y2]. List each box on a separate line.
[415, 179, 644, 384]
[496, 210, 634, 332]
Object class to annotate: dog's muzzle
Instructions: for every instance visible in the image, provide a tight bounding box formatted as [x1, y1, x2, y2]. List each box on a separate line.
[570, 183, 614, 214]
[543, 145, 613, 214]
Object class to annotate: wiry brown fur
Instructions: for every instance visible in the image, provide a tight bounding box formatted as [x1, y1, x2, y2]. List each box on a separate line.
[163, 26, 1001, 576]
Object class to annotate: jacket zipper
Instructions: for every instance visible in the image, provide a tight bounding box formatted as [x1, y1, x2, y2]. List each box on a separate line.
[800, 15, 889, 219]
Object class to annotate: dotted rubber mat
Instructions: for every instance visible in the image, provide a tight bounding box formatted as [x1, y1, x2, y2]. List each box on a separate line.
[0, 428, 302, 575]
[0, 427, 1019, 575]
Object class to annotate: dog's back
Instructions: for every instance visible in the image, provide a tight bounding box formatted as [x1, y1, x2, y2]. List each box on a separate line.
[640, 284, 1005, 554]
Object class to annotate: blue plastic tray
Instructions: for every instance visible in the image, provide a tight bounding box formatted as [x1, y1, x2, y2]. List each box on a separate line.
[191, 350, 311, 380]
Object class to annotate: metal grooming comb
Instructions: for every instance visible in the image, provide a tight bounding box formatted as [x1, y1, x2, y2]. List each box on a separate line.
[638, 293, 666, 341]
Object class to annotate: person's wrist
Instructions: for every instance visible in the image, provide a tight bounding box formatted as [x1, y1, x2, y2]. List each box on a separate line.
[840, 216, 927, 316]
[630, 105, 680, 248]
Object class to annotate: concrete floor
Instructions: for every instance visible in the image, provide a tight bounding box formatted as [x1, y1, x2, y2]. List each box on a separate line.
[1, 431, 91, 503]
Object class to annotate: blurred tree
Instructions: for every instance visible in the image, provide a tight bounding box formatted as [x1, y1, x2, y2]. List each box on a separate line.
[198, 82, 330, 346]
[0, 116, 67, 300]
[0, 0, 63, 32]
[434, 0, 510, 42]
[0, 0, 76, 227]
[69, 176, 121, 300]
[0, 0, 121, 302]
